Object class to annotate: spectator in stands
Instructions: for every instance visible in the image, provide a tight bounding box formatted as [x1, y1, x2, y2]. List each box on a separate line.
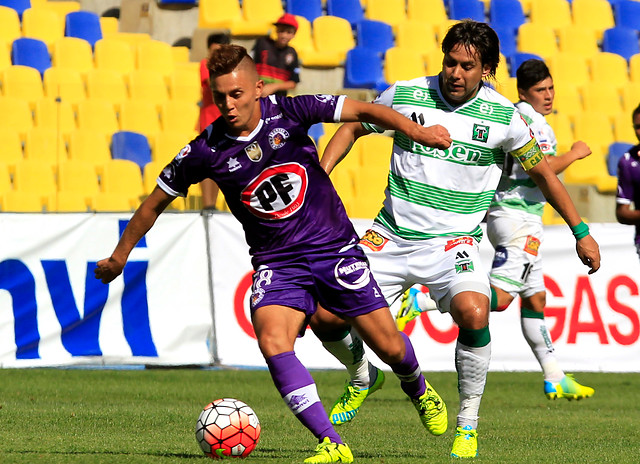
[252, 13, 300, 97]
[199, 32, 231, 209]
[615, 104, 640, 260]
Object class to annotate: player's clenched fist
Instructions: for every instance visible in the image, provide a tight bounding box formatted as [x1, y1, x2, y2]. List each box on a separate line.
[94, 256, 125, 284]
[413, 124, 452, 150]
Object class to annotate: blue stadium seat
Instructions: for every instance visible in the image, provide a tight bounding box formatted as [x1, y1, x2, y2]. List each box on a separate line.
[11, 37, 51, 77]
[344, 47, 387, 91]
[508, 52, 544, 77]
[111, 131, 153, 171]
[0, 0, 30, 20]
[490, 0, 525, 32]
[308, 123, 324, 144]
[286, 0, 323, 23]
[614, 0, 640, 30]
[602, 27, 640, 61]
[326, 0, 364, 28]
[493, 25, 518, 60]
[356, 19, 394, 55]
[449, 0, 486, 22]
[607, 142, 633, 175]
[65, 11, 103, 49]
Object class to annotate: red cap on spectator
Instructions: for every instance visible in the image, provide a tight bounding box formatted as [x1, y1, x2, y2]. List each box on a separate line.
[274, 13, 298, 31]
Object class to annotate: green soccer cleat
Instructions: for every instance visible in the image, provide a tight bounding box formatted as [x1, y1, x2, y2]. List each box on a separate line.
[303, 437, 354, 464]
[544, 374, 595, 400]
[329, 368, 385, 425]
[396, 288, 423, 331]
[411, 380, 448, 436]
[451, 425, 478, 458]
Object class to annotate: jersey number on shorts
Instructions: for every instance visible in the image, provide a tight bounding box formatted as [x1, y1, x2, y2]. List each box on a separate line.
[521, 262, 533, 281]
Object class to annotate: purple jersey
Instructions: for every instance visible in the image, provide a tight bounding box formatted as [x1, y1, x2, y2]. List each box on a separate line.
[157, 94, 358, 265]
[616, 144, 640, 246]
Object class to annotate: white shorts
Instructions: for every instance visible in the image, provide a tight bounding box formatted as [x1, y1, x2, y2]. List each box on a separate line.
[358, 226, 490, 313]
[486, 214, 544, 298]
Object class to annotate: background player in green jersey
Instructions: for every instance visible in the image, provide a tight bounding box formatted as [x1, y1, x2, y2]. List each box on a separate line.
[310, 21, 601, 459]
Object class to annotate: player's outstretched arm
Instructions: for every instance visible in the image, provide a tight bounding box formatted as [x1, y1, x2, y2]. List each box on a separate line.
[526, 158, 601, 274]
[320, 122, 369, 175]
[94, 186, 175, 284]
[546, 140, 592, 174]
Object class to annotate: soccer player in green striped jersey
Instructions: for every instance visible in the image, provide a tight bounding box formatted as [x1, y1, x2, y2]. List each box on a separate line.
[310, 21, 600, 459]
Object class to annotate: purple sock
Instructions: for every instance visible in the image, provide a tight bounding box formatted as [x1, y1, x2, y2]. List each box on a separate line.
[266, 351, 342, 444]
[389, 332, 426, 399]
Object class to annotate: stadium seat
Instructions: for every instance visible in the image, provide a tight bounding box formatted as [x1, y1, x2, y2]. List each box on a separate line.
[580, 82, 623, 121]
[76, 99, 119, 134]
[406, 0, 448, 30]
[490, 0, 526, 32]
[110, 131, 153, 170]
[0, 6, 21, 45]
[99, 16, 118, 38]
[563, 152, 609, 184]
[57, 159, 100, 197]
[1, 191, 47, 212]
[530, 0, 572, 32]
[24, 128, 67, 164]
[127, 69, 170, 108]
[590, 52, 630, 89]
[94, 38, 136, 75]
[308, 123, 324, 145]
[493, 25, 518, 60]
[558, 26, 600, 60]
[607, 142, 633, 175]
[602, 27, 640, 61]
[11, 37, 52, 77]
[547, 53, 590, 89]
[64, 10, 102, 49]
[33, 97, 76, 138]
[286, 0, 322, 23]
[494, 76, 518, 102]
[67, 129, 111, 164]
[395, 20, 439, 58]
[119, 100, 161, 139]
[383, 47, 427, 84]
[240, 0, 284, 36]
[546, 112, 574, 145]
[350, 164, 387, 218]
[153, 131, 192, 162]
[91, 191, 139, 212]
[571, 0, 615, 40]
[343, 47, 387, 90]
[160, 100, 199, 133]
[629, 55, 640, 83]
[142, 159, 168, 194]
[168, 68, 200, 104]
[0, 96, 33, 141]
[52, 37, 94, 77]
[326, 0, 364, 28]
[2, 65, 44, 108]
[38, 0, 81, 23]
[136, 39, 175, 79]
[22, 7, 65, 51]
[356, 19, 394, 55]
[357, 134, 393, 167]
[198, 0, 242, 29]
[517, 23, 558, 60]
[614, 0, 640, 31]
[85, 69, 128, 110]
[551, 82, 583, 120]
[621, 81, 640, 111]
[424, 47, 445, 75]
[365, 0, 406, 30]
[0, 160, 11, 195]
[12, 159, 57, 197]
[0, 45, 9, 73]
[573, 112, 616, 153]
[613, 112, 636, 143]
[449, 0, 485, 22]
[0, 0, 30, 20]
[508, 52, 544, 78]
[0, 127, 23, 164]
[312, 16, 355, 64]
[289, 16, 342, 67]
[99, 158, 145, 199]
[43, 67, 86, 107]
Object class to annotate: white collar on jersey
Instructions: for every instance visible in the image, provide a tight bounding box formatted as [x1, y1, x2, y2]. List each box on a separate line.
[224, 119, 264, 142]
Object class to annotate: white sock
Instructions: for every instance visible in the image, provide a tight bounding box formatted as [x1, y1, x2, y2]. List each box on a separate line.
[520, 315, 564, 382]
[455, 341, 491, 430]
[321, 328, 376, 390]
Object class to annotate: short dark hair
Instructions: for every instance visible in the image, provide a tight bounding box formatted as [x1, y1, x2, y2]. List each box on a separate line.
[441, 20, 500, 79]
[207, 44, 253, 78]
[516, 59, 552, 91]
[207, 32, 230, 49]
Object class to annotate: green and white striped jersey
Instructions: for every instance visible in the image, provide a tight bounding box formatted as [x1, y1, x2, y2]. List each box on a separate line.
[362, 75, 538, 242]
[489, 101, 557, 219]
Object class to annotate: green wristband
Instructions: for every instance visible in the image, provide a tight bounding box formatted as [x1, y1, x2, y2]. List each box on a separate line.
[570, 221, 590, 240]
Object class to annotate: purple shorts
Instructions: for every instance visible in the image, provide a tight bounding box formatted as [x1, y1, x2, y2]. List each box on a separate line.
[249, 244, 388, 319]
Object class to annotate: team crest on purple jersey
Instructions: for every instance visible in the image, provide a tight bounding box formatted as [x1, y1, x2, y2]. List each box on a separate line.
[244, 142, 263, 162]
[334, 256, 371, 290]
[241, 162, 308, 220]
[268, 128, 289, 149]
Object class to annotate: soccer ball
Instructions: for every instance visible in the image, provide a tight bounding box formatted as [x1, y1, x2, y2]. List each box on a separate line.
[195, 398, 261, 459]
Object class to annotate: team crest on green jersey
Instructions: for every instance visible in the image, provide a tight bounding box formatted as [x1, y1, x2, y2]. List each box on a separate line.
[472, 124, 489, 143]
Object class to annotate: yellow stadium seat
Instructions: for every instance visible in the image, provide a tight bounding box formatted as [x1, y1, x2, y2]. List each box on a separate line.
[563, 152, 609, 184]
[571, 0, 615, 41]
[495, 76, 518, 103]
[33, 97, 76, 139]
[38, 0, 80, 22]
[407, 0, 448, 29]
[240, 0, 284, 36]
[436, 20, 461, 46]
[546, 112, 574, 146]
[383, 47, 426, 85]
[0, 42, 10, 73]
[94, 38, 136, 75]
[630, 54, 640, 83]
[0, 96, 34, 141]
[558, 26, 600, 61]
[0, 6, 21, 44]
[2, 191, 47, 212]
[106, 32, 151, 51]
[99, 159, 145, 198]
[85, 69, 128, 110]
[424, 48, 444, 76]
[168, 68, 201, 104]
[530, 0, 572, 33]
[357, 134, 393, 167]
[52, 37, 94, 78]
[24, 128, 67, 163]
[312, 16, 355, 64]
[0, 128, 23, 165]
[366, 0, 406, 30]
[76, 99, 120, 134]
[329, 164, 357, 205]
[171, 46, 190, 64]
[67, 130, 112, 163]
[136, 39, 175, 79]
[395, 20, 439, 58]
[589, 52, 629, 90]
[91, 192, 138, 212]
[573, 112, 615, 154]
[198, 0, 242, 29]
[580, 81, 623, 121]
[119, 99, 162, 139]
[2, 65, 44, 109]
[22, 7, 64, 51]
[48, 191, 91, 212]
[613, 113, 637, 143]
[0, 161, 11, 195]
[517, 23, 559, 60]
[12, 159, 57, 196]
[153, 131, 193, 162]
[290, 16, 343, 67]
[622, 82, 640, 112]
[551, 82, 583, 120]
[547, 53, 590, 89]
[57, 160, 100, 197]
[43, 67, 86, 107]
[160, 100, 199, 133]
[99, 16, 119, 37]
[351, 164, 388, 219]
[127, 70, 170, 109]
[143, 160, 167, 194]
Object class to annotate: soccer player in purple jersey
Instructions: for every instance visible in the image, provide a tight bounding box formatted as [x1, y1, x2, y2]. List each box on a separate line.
[616, 103, 640, 260]
[95, 44, 452, 464]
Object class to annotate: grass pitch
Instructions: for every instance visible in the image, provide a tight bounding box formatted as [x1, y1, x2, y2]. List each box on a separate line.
[0, 368, 638, 463]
